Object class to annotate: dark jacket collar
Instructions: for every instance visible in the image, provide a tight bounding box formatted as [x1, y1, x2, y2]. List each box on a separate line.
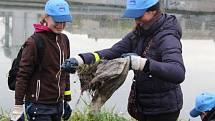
[134, 11, 164, 37]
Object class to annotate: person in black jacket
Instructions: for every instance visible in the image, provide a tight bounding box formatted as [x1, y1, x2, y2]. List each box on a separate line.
[62, 0, 186, 121]
[190, 92, 215, 121]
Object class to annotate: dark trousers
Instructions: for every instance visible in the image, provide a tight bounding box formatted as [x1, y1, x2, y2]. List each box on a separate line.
[25, 101, 63, 121]
[17, 113, 25, 121]
[139, 111, 180, 121]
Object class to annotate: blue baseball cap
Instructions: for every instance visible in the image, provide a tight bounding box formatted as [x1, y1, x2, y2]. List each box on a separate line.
[45, 0, 72, 22]
[190, 92, 215, 117]
[123, 0, 159, 18]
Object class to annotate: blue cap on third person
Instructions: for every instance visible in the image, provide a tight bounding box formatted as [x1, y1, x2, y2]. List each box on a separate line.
[45, 0, 72, 22]
[123, 0, 159, 18]
[190, 92, 215, 117]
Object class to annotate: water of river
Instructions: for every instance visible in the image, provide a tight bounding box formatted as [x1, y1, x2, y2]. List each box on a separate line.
[0, 5, 215, 121]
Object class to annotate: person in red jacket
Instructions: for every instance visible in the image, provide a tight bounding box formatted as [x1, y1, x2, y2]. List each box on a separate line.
[11, 0, 72, 121]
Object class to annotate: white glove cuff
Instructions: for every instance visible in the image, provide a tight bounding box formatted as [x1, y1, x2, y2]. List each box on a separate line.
[13, 105, 24, 112]
[131, 56, 147, 71]
[139, 58, 147, 71]
[11, 105, 24, 121]
[74, 55, 84, 66]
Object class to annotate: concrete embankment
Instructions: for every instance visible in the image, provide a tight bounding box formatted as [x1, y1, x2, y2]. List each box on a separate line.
[1, 0, 215, 13]
[0, 0, 44, 8]
[162, 0, 215, 13]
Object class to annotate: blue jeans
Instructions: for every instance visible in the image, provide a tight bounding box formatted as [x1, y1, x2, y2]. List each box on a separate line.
[25, 101, 63, 121]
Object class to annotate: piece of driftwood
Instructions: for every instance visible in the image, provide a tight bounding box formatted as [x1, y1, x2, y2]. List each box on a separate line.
[77, 58, 130, 112]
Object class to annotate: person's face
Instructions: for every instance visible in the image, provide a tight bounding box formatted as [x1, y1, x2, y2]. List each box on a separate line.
[135, 11, 157, 25]
[200, 112, 208, 120]
[45, 16, 66, 33]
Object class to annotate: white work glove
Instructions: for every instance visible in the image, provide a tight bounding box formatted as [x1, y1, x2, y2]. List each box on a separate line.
[130, 55, 147, 71]
[10, 105, 24, 121]
[73, 55, 84, 66]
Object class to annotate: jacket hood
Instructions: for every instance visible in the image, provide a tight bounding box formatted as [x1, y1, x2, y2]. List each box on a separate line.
[33, 24, 52, 33]
[160, 14, 182, 35]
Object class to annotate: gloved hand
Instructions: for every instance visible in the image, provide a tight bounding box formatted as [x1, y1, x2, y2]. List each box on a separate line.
[10, 105, 24, 121]
[61, 55, 84, 73]
[62, 101, 72, 121]
[121, 53, 138, 58]
[121, 53, 147, 71]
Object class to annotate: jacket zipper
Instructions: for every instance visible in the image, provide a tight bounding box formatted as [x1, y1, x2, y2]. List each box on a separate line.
[56, 35, 62, 102]
[36, 79, 41, 101]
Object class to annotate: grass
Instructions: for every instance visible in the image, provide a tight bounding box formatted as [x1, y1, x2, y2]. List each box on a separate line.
[177, 119, 191, 121]
[0, 107, 10, 121]
[69, 108, 136, 121]
[0, 106, 190, 121]
[0, 107, 136, 121]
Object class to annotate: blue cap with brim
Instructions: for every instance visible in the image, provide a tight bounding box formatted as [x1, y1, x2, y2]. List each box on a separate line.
[190, 92, 215, 117]
[50, 15, 72, 22]
[190, 108, 202, 117]
[45, 0, 72, 22]
[123, 0, 159, 18]
[123, 9, 146, 18]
